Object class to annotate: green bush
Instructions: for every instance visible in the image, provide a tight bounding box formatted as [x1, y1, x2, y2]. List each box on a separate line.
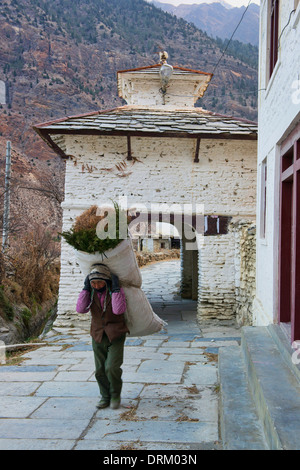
[60, 226, 121, 253]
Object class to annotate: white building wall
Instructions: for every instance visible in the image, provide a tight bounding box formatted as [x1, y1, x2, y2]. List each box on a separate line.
[56, 134, 257, 327]
[63, 135, 256, 214]
[255, 0, 300, 326]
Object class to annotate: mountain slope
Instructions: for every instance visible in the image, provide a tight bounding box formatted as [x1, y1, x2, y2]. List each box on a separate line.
[152, 1, 260, 46]
[0, 0, 258, 220]
[0, 0, 258, 120]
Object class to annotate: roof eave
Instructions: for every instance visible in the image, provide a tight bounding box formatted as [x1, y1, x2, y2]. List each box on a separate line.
[33, 126, 257, 160]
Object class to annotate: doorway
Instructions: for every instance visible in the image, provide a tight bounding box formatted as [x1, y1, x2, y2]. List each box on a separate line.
[279, 127, 300, 342]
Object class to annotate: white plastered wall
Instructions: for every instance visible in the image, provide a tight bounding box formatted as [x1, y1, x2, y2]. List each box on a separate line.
[56, 134, 257, 327]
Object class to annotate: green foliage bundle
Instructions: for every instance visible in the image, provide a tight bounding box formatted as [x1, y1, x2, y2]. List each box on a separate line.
[60, 226, 121, 254]
[60, 202, 129, 254]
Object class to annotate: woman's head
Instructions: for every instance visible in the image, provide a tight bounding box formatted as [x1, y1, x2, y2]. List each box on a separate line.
[88, 264, 111, 291]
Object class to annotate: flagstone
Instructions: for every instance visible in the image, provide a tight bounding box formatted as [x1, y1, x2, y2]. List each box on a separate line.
[0, 396, 47, 418]
[0, 439, 75, 450]
[0, 418, 89, 440]
[83, 418, 218, 443]
[184, 364, 218, 385]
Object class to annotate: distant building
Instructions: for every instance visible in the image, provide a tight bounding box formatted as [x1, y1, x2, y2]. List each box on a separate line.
[255, 0, 300, 341]
[133, 221, 179, 252]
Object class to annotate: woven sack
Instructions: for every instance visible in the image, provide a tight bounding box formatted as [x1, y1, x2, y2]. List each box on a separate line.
[74, 238, 142, 288]
[123, 286, 167, 337]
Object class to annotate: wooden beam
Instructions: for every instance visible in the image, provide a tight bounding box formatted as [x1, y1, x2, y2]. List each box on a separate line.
[33, 127, 69, 159]
[37, 128, 257, 140]
[127, 212, 231, 235]
[281, 165, 294, 182]
[194, 137, 201, 163]
[127, 135, 132, 160]
[33, 126, 257, 161]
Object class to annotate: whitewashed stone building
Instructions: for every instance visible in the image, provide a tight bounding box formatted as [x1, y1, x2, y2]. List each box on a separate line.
[34, 58, 257, 328]
[255, 0, 300, 342]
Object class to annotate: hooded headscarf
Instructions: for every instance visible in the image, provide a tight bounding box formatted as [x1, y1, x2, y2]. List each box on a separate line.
[88, 263, 111, 283]
[88, 263, 112, 312]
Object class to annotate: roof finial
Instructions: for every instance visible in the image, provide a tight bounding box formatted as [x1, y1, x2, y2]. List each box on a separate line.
[159, 51, 169, 65]
[159, 51, 173, 104]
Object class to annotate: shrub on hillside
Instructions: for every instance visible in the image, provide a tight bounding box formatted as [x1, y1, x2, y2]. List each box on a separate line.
[4, 226, 60, 306]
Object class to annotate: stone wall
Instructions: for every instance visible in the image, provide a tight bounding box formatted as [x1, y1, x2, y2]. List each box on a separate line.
[135, 248, 180, 267]
[196, 220, 256, 325]
[232, 220, 256, 327]
[197, 233, 236, 321]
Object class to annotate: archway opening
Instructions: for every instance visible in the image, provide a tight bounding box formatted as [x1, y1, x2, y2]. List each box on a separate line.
[128, 213, 201, 325]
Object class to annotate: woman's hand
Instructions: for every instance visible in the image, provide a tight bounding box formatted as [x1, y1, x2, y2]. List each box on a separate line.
[111, 273, 120, 293]
[83, 275, 91, 292]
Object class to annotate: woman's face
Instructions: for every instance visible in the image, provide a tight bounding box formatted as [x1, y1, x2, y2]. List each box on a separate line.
[90, 280, 106, 290]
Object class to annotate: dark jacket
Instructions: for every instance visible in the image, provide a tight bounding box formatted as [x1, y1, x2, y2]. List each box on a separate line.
[76, 287, 129, 343]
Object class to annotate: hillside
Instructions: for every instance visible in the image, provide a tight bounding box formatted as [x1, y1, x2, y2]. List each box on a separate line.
[151, 1, 260, 46]
[0, 0, 258, 231]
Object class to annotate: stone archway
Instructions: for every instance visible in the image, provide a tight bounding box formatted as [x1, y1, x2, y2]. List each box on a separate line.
[34, 61, 258, 329]
[127, 208, 202, 303]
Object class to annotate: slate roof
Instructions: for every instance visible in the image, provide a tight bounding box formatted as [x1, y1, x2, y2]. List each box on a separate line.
[33, 106, 257, 158]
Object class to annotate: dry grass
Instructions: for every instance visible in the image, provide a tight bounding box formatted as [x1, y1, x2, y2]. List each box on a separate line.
[73, 204, 131, 233]
[119, 443, 139, 450]
[73, 205, 105, 233]
[3, 225, 60, 306]
[204, 352, 218, 363]
[185, 385, 199, 395]
[176, 415, 199, 422]
[119, 406, 140, 422]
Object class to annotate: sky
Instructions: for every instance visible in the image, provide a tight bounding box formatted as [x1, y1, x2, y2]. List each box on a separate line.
[149, 0, 260, 7]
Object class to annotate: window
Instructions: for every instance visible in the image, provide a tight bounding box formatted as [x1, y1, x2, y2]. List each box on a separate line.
[260, 158, 268, 239]
[269, 0, 280, 78]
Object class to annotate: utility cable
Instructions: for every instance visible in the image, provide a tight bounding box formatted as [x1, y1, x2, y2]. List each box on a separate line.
[278, 8, 296, 49]
[211, 0, 253, 77]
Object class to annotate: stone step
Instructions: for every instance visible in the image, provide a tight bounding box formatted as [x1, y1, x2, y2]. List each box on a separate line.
[218, 345, 268, 450]
[267, 324, 300, 383]
[241, 326, 300, 450]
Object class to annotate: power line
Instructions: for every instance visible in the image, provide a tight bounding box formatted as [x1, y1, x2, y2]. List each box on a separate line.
[210, 0, 254, 78]
[278, 8, 296, 49]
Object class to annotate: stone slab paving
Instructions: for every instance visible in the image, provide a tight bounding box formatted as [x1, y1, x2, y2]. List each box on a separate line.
[0, 259, 241, 451]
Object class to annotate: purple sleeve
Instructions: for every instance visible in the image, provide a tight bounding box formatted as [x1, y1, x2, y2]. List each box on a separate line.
[111, 287, 127, 315]
[76, 290, 91, 313]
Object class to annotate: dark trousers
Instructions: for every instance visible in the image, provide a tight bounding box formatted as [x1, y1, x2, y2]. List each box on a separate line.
[92, 332, 126, 401]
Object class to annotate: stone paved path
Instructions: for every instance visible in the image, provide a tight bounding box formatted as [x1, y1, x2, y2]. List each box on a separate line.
[0, 259, 241, 450]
